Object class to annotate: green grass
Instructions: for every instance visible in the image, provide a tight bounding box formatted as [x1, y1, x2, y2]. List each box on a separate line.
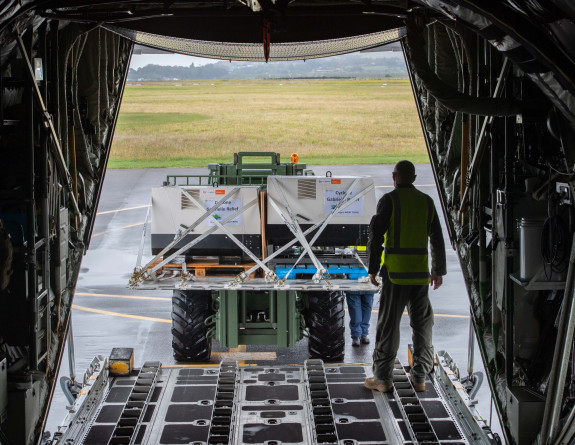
[109, 79, 428, 168]
[116, 112, 211, 131]
[107, 153, 428, 169]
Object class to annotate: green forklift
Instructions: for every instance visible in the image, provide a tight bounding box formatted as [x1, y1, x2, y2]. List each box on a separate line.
[131, 152, 377, 362]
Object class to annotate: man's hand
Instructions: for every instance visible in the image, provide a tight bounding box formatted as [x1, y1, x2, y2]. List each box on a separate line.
[430, 275, 443, 290]
[369, 274, 379, 287]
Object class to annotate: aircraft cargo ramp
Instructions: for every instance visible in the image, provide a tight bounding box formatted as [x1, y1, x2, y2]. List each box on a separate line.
[50, 354, 497, 445]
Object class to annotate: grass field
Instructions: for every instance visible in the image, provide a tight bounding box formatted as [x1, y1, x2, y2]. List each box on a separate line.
[109, 79, 428, 168]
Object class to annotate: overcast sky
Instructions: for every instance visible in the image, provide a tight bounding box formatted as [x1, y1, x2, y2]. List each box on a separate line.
[130, 54, 214, 69]
[129, 50, 404, 69]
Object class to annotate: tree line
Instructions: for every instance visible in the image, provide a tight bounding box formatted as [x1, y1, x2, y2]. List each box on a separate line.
[128, 53, 408, 81]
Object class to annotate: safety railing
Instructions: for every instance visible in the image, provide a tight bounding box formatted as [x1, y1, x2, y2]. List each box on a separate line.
[165, 173, 272, 186]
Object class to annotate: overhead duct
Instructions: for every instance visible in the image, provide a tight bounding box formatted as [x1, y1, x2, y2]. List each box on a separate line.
[404, 17, 523, 116]
[103, 24, 405, 62]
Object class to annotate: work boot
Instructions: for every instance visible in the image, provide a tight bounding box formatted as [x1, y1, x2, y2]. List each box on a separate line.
[410, 378, 426, 392]
[361, 336, 370, 344]
[351, 337, 360, 346]
[364, 377, 393, 393]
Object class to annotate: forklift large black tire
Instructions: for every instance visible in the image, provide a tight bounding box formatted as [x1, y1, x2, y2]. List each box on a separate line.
[171, 289, 213, 362]
[305, 290, 346, 362]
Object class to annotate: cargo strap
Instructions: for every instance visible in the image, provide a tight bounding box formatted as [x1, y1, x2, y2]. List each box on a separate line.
[107, 361, 161, 445]
[276, 179, 362, 282]
[207, 361, 239, 444]
[180, 188, 277, 280]
[130, 196, 258, 286]
[281, 179, 370, 283]
[131, 187, 242, 283]
[268, 177, 370, 285]
[268, 178, 328, 282]
[267, 196, 328, 284]
[135, 200, 152, 272]
[16, 34, 81, 218]
[242, 183, 375, 282]
[353, 250, 369, 272]
[391, 359, 440, 444]
[304, 359, 340, 444]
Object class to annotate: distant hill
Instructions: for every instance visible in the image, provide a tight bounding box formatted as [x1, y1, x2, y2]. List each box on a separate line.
[128, 52, 408, 81]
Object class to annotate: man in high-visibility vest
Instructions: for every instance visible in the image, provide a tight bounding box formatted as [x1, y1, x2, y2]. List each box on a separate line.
[364, 160, 446, 392]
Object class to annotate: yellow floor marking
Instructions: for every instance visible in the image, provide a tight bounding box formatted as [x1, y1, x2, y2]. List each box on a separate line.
[350, 308, 469, 319]
[340, 362, 371, 365]
[72, 303, 467, 333]
[72, 304, 171, 323]
[212, 352, 277, 361]
[76, 292, 171, 301]
[97, 204, 150, 216]
[162, 364, 220, 368]
[91, 222, 148, 238]
[374, 310, 468, 319]
[162, 363, 257, 368]
[376, 184, 436, 188]
[432, 313, 469, 318]
[228, 345, 247, 365]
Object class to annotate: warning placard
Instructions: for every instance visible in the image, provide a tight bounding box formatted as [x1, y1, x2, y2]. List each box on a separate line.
[205, 199, 243, 226]
[325, 189, 363, 216]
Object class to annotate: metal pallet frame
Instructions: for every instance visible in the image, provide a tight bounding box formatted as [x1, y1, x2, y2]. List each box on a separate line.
[131, 178, 375, 291]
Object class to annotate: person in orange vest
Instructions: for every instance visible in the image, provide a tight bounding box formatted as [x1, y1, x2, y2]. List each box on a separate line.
[364, 160, 446, 393]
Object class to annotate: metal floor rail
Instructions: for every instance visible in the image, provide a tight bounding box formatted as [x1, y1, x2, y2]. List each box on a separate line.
[391, 360, 440, 443]
[52, 359, 497, 445]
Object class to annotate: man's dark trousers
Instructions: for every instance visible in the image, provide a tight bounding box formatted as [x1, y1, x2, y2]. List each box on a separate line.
[373, 267, 434, 386]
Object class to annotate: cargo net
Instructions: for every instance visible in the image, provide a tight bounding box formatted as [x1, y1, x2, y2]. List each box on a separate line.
[103, 25, 405, 62]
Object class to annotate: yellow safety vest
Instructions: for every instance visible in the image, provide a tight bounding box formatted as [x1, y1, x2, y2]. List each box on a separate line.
[380, 187, 433, 285]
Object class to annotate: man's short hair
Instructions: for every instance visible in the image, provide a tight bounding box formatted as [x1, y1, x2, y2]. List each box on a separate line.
[393, 160, 416, 181]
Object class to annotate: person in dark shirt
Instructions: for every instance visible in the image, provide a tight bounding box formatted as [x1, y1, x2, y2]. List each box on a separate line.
[364, 160, 446, 393]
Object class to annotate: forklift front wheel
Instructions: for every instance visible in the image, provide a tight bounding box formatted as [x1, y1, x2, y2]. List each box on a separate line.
[304, 290, 345, 362]
[171, 290, 214, 362]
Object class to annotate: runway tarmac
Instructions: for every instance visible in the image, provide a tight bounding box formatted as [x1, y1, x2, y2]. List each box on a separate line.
[45, 163, 502, 437]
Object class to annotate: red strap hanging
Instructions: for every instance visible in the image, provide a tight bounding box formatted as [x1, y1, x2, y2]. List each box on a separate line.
[263, 20, 271, 62]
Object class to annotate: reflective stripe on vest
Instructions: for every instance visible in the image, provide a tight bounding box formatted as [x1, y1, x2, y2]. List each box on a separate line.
[381, 187, 434, 285]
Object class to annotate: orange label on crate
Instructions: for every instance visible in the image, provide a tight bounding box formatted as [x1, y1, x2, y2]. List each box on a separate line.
[331, 179, 341, 184]
[215, 189, 225, 195]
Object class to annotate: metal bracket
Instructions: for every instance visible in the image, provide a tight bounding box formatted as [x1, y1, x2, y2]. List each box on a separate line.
[496, 189, 507, 206]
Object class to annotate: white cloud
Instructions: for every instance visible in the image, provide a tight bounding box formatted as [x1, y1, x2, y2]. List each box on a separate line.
[130, 54, 216, 69]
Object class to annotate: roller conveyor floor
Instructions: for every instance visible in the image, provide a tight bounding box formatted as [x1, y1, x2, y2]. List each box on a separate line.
[52, 357, 498, 445]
